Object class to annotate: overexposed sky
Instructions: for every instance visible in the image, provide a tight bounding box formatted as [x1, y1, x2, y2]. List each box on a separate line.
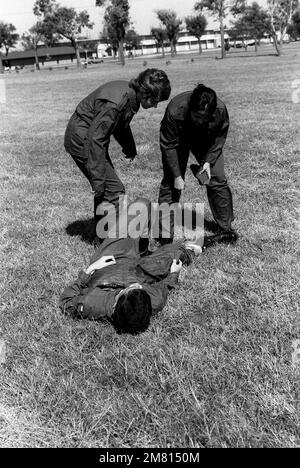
[0, 0, 267, 37]
[0, 0, 206, 36]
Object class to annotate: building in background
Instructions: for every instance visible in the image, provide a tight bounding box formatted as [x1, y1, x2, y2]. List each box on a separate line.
[4, 28, 275, 69]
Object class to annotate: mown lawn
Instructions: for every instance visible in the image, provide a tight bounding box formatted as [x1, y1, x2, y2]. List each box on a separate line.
[0, 45, 299, 448]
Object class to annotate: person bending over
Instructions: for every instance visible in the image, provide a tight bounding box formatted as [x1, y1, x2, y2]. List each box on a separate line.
[158, 83, 235, 244]
[64, 69, 171, 241]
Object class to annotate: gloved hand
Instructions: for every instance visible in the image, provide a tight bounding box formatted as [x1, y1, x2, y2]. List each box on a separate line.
[174, 176, 185, 190]
[85, 256, 116, 275]
[170, 259, 183, 273]
[200, 162, 211, 182]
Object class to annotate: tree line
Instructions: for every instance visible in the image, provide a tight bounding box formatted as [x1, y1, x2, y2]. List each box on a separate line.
[0, 0, 299, 73]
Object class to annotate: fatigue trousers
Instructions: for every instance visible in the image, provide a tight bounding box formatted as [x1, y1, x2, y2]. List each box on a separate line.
[90, 198, 188, 274]
[158, 148, 234, 242]
[67, 150, 125, 241]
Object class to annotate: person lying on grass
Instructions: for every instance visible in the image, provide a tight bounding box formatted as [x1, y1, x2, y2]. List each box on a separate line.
[64, 68, 171, 243]
[59, 198, 203, 335]
[60, 199, 237, 335]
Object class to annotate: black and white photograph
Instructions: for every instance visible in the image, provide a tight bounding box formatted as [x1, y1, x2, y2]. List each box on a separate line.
[0, 0, 299, 450]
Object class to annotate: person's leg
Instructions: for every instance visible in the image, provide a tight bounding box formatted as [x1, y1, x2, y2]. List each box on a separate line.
[205, 153, 234, 232]
[137, 240, 193, 282]
[157, 146, 190, 244]
[94, 156, 126, 242]
[70, 156, 90, 179]
[91, 197, 151, 263]
[65, 115, 91, 180]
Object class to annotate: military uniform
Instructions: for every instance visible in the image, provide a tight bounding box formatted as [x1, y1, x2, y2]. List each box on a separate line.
[64, 80, 140, 227]
[59, 199, 190, 322]
[159, 91, 234, 240]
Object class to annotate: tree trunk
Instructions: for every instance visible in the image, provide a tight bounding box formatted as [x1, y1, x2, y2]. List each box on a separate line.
[280, 32, 284, 49]
[162, 43, 165, 58]
[219, 15, 226, 59]
[170, 40, 175, 57]
[34, 47, 40, 70]
[198, 38, 202, 54]
[272, 33, 281, 56]
[119, 37, 125, 66]
[254, 38, 258, 53]
[0, 54, 4, 74]
[72, 40, 82, 67]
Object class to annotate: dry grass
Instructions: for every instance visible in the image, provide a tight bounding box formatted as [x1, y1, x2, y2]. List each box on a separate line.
[0, 44, 299, 447]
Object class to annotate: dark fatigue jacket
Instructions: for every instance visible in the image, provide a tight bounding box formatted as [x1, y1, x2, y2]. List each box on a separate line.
[64, 80, 140, 197]
[59, 247, 180, 321]
[160, 91, 230, 178]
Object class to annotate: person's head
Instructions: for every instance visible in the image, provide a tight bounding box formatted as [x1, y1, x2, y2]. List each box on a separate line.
[189, 84, 217, 126]
[129, 68, 171, 109]
[112, 285, 152, 335]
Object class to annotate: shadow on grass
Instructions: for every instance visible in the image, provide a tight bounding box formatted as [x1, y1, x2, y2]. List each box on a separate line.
[224, 52, 278, 59]
[181, 205, 220, 233]
[204, 219, 220, 233]
[66, 218, 95, 244]
[65, 212, 220, 245]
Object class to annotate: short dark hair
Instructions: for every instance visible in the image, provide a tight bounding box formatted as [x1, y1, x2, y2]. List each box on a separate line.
[112, 289, 152, 335]
[129, 68, 171, 102]
[190, 84, 217, 115]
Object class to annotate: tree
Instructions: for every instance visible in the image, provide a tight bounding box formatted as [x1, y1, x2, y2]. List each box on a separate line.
[44, 7, 93, 66]
[229, 2, 269, 52]
[229, 17, 252, 50]
[21, 21, 55, 69]
[287, 9, 300, 38]
[240, 2, 269, 52]
[0, 24, 5, 73]
[103, 0, 130, 66]
[266, 0, 299, 55]
[33, 0, 57, 16]
[34, 0, 93, 66]
[156, 9, 182, 57]
[151, 27, 167, 57]
[185, 14, 208, 53]
[125, 29, 140, 51]
[0, 22, 19, 73]
[100, 24, 119, 57]
[195, 0, 245, 59]
[0, 22, 19, 58]
[22, 24, 43, 70]
[95, 0, 107, 7]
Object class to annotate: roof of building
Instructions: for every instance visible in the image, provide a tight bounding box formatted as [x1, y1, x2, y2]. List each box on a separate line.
[6, 46, 85, 60]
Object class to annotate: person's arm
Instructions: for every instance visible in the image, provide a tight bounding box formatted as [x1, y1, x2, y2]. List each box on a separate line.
[113, 123, 137, 161]
[59, 256, 116, 317]
[205, 108, 230, 166]
[86, 101, 120, 197]
[144, 272, 180, 314]
[160, 109, 182, 179]
[143, 260, 182, 314]
[59, 270, 92, 318]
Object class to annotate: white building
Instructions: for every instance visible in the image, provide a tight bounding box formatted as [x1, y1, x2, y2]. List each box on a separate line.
[96, 29, 231, 58]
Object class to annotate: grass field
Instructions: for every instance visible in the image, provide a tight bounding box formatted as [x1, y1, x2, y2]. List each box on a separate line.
[0, 45, 299, 448]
